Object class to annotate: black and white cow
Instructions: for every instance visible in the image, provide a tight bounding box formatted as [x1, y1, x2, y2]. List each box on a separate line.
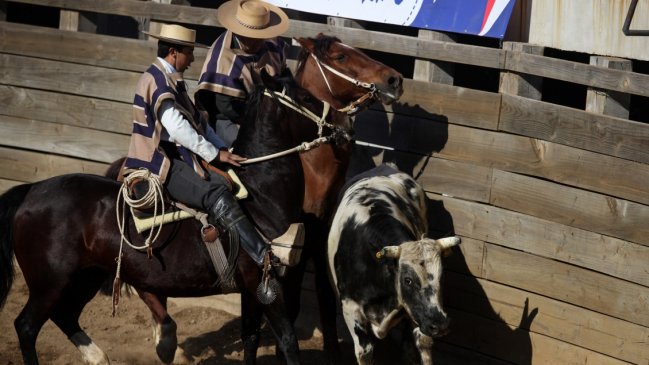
[328, 164, 459, 365]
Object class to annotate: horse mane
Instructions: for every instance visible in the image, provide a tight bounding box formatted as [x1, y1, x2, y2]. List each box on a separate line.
[295, 34, 342, 76]
[241, 69, 299, 124]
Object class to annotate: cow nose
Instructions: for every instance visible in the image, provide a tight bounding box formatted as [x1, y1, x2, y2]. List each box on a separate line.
[427, 316, 451, 337]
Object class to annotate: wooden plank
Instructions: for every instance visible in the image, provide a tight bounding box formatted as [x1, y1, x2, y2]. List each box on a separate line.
[58, 10, 79, 31]
[413, 30, 455, 85]
[500, 94, 649, 165]
[483, 243, 649, 328]
[438, 125, 649, 206]
[0, 179, 21, 194]
[0, 146, 108, 182]
[0, 85, 131, 135]
[490, 169, 649, 246]
[7, 1, 649, 97]
[499, 42, 543, 100]
[417, 157, 492, 203]
[433, 342, 512, 365]
[0, 115, 128, 163]
[0, 21, 208, 80]
[442, 307, 631, 365]
[397, 80, 501, 130]
[586, 56, 632, 119]
[6, 0, 507, 69]
[445, 273, 649, 364]
[0, 53, 139, 103]
[506, 50, 649, 98]
[429, 193, 649, 287]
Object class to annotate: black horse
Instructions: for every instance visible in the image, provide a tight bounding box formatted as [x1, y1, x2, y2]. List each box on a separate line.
[0, 69, 333, 365]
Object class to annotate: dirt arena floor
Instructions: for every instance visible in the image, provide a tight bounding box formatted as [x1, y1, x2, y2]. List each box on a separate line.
[0, 267, 357, 365]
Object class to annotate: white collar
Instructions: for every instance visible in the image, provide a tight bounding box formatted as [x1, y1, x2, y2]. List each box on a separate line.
[157, 57, 177, 73]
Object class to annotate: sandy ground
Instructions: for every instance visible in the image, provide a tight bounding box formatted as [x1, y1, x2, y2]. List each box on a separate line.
[0, 267, 357, 365]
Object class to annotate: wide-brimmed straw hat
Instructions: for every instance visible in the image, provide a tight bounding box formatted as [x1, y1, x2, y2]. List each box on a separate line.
[142, 24, 208, 48]
[217, 0, 289, 39]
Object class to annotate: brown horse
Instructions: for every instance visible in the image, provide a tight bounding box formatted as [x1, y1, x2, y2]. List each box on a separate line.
[284, 34, 403, 362]
[0, 70, 335, 365]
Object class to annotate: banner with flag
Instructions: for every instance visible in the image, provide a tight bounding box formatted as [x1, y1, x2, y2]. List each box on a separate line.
[266, 0, 516, 39]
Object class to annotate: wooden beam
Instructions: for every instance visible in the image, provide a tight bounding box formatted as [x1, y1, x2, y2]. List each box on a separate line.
[500, 93, 649, 165]
[58, 10, 79, 31]
[413, 30, 455, 85]
[0, 115, 128, 163]
[0, 146, 108, 182]
[490, 169, 649, 246]
[0, 85, 131, 135]
[586, 56, 632, 119]
[434, 193, 649, 287]
[499, 42, 543, 99]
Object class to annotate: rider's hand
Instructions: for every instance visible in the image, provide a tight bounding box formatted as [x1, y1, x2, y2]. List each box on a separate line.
[214, 149, 247, 167]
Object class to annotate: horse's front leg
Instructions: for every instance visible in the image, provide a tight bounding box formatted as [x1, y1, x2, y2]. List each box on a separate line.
[240, 289, 264, 365]
[262, 293, 301, 365]
[137, 290, 188, 364]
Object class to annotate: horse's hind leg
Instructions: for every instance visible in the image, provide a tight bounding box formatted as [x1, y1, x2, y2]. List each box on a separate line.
[50, 268, 110, 365]
[14, 295, 52, 365]
[137, 290, 189, 364]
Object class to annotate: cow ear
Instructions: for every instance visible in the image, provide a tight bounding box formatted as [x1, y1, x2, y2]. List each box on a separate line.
[437, 236, 460, 257]
[376, 246, 401, 260]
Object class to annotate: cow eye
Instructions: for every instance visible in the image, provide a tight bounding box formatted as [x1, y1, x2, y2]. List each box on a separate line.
[404, 277, 413, 286]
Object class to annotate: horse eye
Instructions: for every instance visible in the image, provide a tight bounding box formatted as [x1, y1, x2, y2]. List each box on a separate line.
[303, 95, 313, 103]
[334, 54, 346, 62]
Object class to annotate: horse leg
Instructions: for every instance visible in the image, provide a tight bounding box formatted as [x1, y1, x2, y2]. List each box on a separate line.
[14, 295, 52, 365]
[260, 292, 301, 365]
[50, 268, 110, 365]
[137, 290, 188, 364]
[312, 231, 342, 363]
[240, 289, 264, 365]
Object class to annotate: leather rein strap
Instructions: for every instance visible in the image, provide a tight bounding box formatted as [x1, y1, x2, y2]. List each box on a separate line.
[310, 52, 378, 115]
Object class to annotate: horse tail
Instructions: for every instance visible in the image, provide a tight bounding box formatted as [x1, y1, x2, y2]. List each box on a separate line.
[0, 183, 32, 308]
[105, 157, 126, 180]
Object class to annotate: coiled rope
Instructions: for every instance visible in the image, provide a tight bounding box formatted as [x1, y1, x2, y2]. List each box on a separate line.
[112, 169, 166, 315]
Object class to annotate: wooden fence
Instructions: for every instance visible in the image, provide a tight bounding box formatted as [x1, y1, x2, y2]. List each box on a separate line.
[1, 0, 648, 364]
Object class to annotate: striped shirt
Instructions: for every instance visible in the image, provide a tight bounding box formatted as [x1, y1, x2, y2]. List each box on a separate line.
[123, 59, 217, 182]
[197, 30, 288, 99]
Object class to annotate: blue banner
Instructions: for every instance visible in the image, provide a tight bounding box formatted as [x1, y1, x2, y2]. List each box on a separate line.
[267, 0, 516, 39]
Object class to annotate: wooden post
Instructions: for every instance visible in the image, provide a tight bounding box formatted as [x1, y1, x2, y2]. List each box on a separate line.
[499, 42, 544, 100]
[0, 2, 7, 22]
[586, 56, 631, 119]
[413, 30, 455, 84]
[59, 10, 80, 31]
[327, 16, 365, 29]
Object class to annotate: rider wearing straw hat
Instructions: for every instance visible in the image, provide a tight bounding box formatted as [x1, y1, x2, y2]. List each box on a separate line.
[122, 23, 278, 272]
[196, 0, 290, 146]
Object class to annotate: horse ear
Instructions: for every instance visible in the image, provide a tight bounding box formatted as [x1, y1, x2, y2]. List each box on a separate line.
[259, 68, 273, 88]
[295, 37, 314, 51]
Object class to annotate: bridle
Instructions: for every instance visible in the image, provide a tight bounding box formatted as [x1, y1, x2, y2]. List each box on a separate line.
[309, 52, 379, 116]
[240, 88, 352, 165]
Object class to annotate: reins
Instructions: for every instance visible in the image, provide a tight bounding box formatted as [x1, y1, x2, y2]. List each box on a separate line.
[240, 88, 346, 165]
[309, 52, 378, 115]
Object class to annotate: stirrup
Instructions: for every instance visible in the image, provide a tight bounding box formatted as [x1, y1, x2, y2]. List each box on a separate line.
[270, 223, 304, 267]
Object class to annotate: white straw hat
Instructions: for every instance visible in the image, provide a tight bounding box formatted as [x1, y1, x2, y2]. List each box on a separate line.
[217, 0, 290, 39]
[142, 24, 207, 48]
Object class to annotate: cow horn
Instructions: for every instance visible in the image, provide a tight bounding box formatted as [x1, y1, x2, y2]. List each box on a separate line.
[437, 236, 461, 251]
[376, 246, 401, 259]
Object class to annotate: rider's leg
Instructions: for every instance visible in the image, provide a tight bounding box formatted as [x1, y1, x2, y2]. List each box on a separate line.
[164, 158, 272, 267]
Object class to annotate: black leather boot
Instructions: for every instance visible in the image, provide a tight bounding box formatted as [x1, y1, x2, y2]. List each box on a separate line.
[209, 193, 269, 266]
